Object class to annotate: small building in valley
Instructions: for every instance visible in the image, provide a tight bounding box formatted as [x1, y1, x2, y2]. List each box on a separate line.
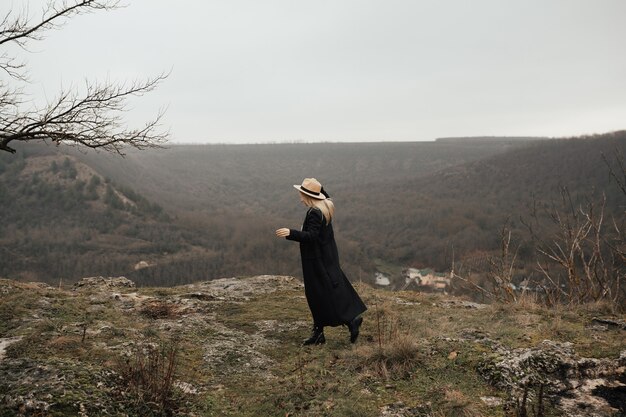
[374, 272, 391, 286]
[402, 268, 450, 292]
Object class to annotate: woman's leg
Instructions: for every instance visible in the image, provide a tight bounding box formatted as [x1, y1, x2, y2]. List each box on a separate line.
[302, 324, 325, 345]
[346, 315, 363, 343]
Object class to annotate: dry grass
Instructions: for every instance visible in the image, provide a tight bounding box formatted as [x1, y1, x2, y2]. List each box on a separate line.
[114, 342, 181, 414]
[432, 389, 485, 417]
[355, 332, 424, 379]
[513, 291, 542, 310]
[140, 301, 179, 319]
[47, 335, 82, 351]
[578, 298, 622, 316]
[344, 303, 425, 379]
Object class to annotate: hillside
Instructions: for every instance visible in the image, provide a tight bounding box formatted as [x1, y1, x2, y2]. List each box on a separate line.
[2, 132, 624, 291]
[341, 131, 626, 271]
[1, 138, 530, 287]
[436, 136, 550, 144]
[75, 132, 626, 277]
[0, 152, 209, 285]
[73, 140, 528, 213]
[0, 276, 624, 416]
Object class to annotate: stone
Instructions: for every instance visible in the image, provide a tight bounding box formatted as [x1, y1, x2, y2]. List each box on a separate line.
[0, 337, 23, 362]
[179, 292, 216, 301]
[591, 317, 626, 331]
[480, 396, 503, 407]
[439, 299, 488, 309]
[73, 276, 136, 290]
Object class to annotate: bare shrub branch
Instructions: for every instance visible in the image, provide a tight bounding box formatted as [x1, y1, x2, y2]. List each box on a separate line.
[459, 174, 625, 311]
[451, 220, 521, 303]
[524, 187, 624, 309]
[115, 341, 181, 413]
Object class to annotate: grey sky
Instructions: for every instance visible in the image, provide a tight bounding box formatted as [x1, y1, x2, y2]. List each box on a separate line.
[7, 0, 626, 143]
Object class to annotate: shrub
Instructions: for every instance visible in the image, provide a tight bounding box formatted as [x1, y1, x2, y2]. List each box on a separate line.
[114, 342, 182, 416]
[343, 303, 424, 379]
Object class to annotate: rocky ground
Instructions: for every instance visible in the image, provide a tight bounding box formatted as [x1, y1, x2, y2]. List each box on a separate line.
[0, 275, 624, 416]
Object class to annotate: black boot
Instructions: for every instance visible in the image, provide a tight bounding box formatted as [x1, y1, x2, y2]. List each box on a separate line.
[302, 325, 325, 346]
[347, 316, 363, 343]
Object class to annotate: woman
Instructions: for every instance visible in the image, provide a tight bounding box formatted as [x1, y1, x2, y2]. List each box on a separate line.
[276, 178, 367, 345]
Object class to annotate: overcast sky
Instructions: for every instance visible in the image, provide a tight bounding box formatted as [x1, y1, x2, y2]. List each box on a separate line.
[6, 0, 626, 143]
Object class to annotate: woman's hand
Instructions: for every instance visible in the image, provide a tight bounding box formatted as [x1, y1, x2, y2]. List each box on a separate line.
[275, 228, 290, 238]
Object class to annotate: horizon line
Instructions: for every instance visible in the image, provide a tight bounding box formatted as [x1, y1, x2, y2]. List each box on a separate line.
[165, 135, 557, 146]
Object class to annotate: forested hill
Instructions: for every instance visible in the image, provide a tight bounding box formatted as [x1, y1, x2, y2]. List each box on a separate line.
[0, 152, 185, 284]
[2, 138, 526, 285]
[1, 132, 624, 288]
[423, 132, 625, 199]
[436, 136, 550, 143]
[73, 139, 528, 213]
[339, 131, 626, 270]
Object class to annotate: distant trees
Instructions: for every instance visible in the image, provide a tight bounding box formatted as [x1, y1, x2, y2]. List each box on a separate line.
[0, 0, 168, 155]
[0, 149, 189, 285]
[452, 149, 626, 310]
[104, 184, 124, 210]
[1, 134, 624, 295]
[85, 175, 100, 200]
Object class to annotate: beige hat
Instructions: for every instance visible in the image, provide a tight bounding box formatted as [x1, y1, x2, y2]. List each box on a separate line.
[293, 178, 326, 200]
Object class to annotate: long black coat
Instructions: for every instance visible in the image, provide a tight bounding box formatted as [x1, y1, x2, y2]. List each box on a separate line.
[287, 207, 367, 327]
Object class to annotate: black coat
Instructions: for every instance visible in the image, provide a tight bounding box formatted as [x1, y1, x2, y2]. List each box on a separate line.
[287, 207, 367, 327]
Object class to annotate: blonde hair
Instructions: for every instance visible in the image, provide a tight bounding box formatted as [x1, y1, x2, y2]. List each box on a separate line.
[300, 193, 335, 224]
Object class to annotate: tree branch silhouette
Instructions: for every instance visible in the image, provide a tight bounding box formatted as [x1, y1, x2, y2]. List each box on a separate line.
[0, 0, 168, 154]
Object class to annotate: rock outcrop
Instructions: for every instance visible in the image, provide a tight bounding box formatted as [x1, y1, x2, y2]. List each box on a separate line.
[72, 276, 136, 290]
[478, 340, 626, 416]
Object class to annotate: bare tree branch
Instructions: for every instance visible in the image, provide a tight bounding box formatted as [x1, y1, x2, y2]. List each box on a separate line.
[0, 1, 168, 154]
[0, 1, 119, 47]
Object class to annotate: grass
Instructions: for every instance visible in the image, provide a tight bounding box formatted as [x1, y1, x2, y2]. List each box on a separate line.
[432, 389, 485, 417]
[0, 282, 41, 336]
[0, 277, 623, 416]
